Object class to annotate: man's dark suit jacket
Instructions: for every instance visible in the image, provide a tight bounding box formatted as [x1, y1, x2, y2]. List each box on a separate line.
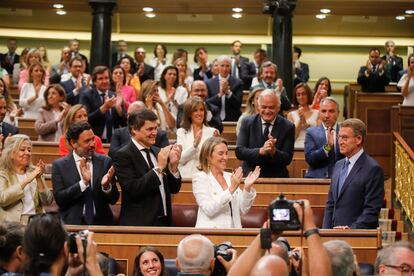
[294, 62, 310, 86]
[357, 66, 389, 92]
[134, 62, 155, 83]
[0, 52, 19, 74]
[1, 121, 19, 137]
[322, 152, 384, 229]
[60, 78, 88, 106]
[175, 102, 223, 133]
[205, 76, 243, 122]
[193, 66, 213, 81]
[304, 124, 344, 178]
[108, 127, 169, 158]
[113, 141, 181, 226]
[79, 88, 126, 141]
[381, 55, 404, 82]
[236, 114, 295, 178]
[51, 152, 119, 225]
[240, 61, 257, 90]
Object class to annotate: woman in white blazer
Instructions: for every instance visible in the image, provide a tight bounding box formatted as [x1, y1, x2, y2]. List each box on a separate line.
[192, 136, 260, 228]
[177, 96, 218, 178]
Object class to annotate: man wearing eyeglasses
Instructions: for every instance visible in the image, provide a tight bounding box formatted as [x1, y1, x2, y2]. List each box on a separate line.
[322, 118, 384, 229]
[375, 241, 414, 275]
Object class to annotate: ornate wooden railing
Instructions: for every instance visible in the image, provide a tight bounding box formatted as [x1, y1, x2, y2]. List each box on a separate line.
[393, 132, 414, 225]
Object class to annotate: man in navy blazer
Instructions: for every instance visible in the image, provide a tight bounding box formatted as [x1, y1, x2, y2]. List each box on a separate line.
[79, 65, 126, 142]
[133, 47, 155, 83]
[52, 122, 119, 225]
[113, 109, 182, 226]
[323, 118, 384, 229]
[206, 55, 243, 122]
[304, 97, 344, 178]
[0, 96, 19, 140]
[236, 90, 295, 177]
[60, 57, 88, 105]
[108, 101, 169, 158]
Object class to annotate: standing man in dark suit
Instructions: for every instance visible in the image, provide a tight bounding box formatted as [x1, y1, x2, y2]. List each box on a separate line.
[357, 48, 389, 92]
[111, 40, 130, 68]
[236, 90, 295, 177]
[241, 48, 267, 90]
[304, 97, 344, 178]
[68, 39, 88, 73]
[323, 118, 384, 229]
[80, 66, 126, 142]
[133, 47, 154, 83]
[193, 47, 213, 81]
[60, 57, 88, 105]
[52, 122, 119, 225]
[0, 38, 19, 75]
[382, 40, 404, 83]
[293, 46, 309, 86]
[206, 55, 243, 122]
[108, 101, 169, 158]
[113, 109, 182, 226]
[0, 95, 19, 145]
[230, 40, 249, 82]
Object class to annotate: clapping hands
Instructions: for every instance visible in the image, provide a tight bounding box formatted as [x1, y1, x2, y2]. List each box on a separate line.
[244, 166, 261, 192]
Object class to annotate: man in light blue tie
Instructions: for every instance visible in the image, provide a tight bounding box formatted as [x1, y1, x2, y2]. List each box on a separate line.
[322, 118, 384, 229]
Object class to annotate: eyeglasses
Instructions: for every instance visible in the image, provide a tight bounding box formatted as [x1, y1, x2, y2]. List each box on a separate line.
[384, 264, 414, 275]
[337, 135, 358, 142]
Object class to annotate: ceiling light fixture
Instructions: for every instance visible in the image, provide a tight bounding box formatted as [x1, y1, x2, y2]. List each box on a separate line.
[56, 10, 66, 15]
[405, 10, 414, 14]
[395, 15, 405, 20]
[315, 14, 326, 19]
[232, 13, 243, 19]
[320, 8, 331, 14]
[142, 7, 154, 12]
[53, 4, 64, 9]
[145, 13, 156, 18]
[232, 7, 243, 13]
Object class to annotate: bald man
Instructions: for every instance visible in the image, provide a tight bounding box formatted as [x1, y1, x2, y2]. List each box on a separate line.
[108, 101, 169, 158]
[250, 255, 289, 276]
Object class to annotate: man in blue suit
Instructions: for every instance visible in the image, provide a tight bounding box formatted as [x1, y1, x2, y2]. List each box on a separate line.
[323, 118, 384, 229]
[80, 66, 127, 142]
[206, 55, 243, 122]
[236, 90, 295, 177]
[304, 97, 344, 178]
[60, 57, 88, 105]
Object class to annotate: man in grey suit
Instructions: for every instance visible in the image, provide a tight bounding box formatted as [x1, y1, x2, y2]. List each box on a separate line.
[304, 97, 344, 178]
[323, 118, 384, 229]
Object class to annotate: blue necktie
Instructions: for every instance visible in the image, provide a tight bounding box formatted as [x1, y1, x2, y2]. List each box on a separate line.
[338, 159, 350, 196]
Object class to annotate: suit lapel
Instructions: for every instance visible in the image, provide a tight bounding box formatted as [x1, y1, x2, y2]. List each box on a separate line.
[253, 115, 264, 145]
[66, 152, 81, 183]
[91, 154, 101, 192]
[270, 116, 281, 144]
[337, 153, 365, 200]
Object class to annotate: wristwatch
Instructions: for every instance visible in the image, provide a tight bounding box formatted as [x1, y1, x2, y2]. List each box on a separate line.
[323, 144, 332, 152]
[304, 228, 320, 239]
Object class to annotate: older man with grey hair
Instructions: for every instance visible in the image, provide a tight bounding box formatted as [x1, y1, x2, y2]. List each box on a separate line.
[375, 241, 414, 275]
[206, 55, 243, 121]
[236, 89, 295, 177]
[323, 240, 356, 276]
[176, 234, 215, 275]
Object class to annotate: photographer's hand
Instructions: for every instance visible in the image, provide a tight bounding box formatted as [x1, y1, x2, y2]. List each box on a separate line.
[217, 248, 238, 273]
[75, 232, 103, 276]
